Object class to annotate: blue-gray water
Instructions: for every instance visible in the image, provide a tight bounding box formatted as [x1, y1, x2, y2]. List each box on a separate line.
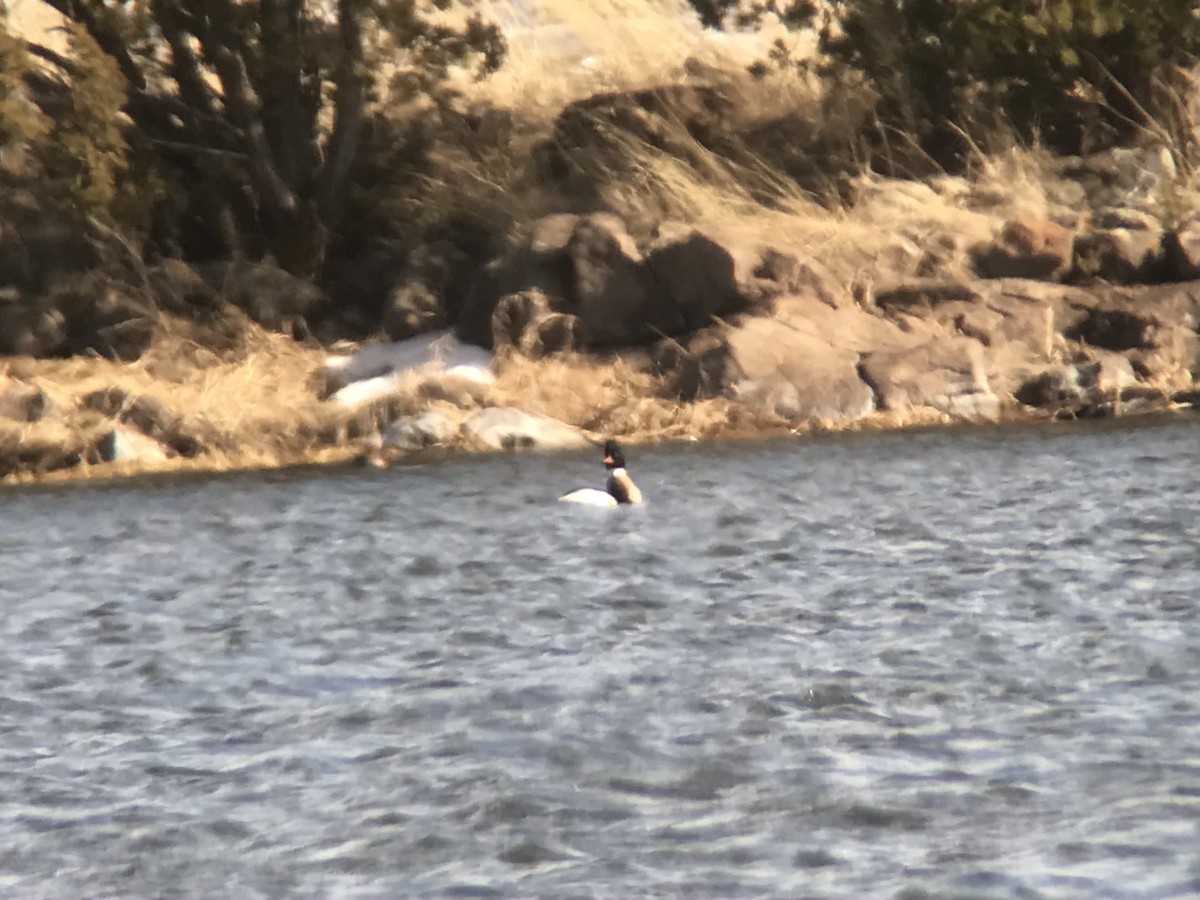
[2, 419, 1200, 899]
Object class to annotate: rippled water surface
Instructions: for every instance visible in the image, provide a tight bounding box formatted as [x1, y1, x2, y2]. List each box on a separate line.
[3, 419, 1200, 898]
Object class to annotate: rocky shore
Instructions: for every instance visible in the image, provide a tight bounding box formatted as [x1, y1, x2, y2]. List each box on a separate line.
[4, 81, 1200, 486]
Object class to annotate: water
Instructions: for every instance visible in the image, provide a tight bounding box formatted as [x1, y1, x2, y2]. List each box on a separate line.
[3, 418, 1200, 899]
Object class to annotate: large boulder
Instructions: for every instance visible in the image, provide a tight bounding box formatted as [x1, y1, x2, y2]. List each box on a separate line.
[459, 212, 814, 350]
[655, 297, 895, 423]
[491, 289, 582, 358]
[859, 338, 999, 418]
[462, 407, 591, 451]
[565, 213, 662, 345]
[723, 317, 876, 422]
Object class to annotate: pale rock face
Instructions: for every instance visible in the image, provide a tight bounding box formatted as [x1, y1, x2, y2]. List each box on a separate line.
[462, 407, 590, 451]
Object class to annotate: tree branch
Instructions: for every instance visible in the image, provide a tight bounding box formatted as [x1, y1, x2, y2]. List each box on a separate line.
[189, 0, 299, 217]
[150, 0, 222, 125]
[319, 0, 367, 224]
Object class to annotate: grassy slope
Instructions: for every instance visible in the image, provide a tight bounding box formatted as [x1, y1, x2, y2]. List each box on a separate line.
[2, 0, 1185, 484]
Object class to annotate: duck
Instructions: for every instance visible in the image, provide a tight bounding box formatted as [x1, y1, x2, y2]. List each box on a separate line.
[559, 439, 644, 507]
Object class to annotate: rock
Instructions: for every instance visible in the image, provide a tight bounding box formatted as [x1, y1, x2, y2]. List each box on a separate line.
[655, 310, 879, 423]
[0, 379, 48, 422]
[535, 85, 734, 199]
[381, 412, 455, 450]
[972, 217, 1075, 281]
[529, 313, 584, 356]
[80, 388, 203, 457]
[95, 425, 173, 464]
[1071, 228, 1166, 284]
[745, 246, 842, 307]
[462, 407, 591, 451]
[1162, 218, 1200, 281]
[565, 213, 659, 346]
[1015, 356, 1137, 408]
[859, 338, 999, 418]
[724, 317, 876, 421]
[382, 282, 446, 341]
[653, 329, 743, 403]
[492, 289, 553, 350]
[642, 225, 741, 331]
[1063, 307, 1155, 352]
[455, 216, 577, 348]
[491, 290, 582, 357]
[204, 260, 325, 333]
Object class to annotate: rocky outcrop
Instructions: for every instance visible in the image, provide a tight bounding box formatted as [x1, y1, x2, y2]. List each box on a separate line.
[859, 338, 998, 418]
[456, 211, 836, 351]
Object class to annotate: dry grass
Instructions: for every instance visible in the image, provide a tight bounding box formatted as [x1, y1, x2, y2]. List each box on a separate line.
[0, 318, 346, 482]
[489, 349, 789, 443]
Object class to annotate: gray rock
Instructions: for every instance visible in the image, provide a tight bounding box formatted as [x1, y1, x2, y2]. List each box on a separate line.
[381, 412, 455, 450]
[463, 407, 590, 451]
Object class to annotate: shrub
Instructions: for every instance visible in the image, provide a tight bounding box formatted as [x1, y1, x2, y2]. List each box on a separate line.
[693, 0, 1200, 165]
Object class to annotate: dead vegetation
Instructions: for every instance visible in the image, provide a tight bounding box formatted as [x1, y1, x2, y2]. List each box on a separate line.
[4, 0, 1200, 486]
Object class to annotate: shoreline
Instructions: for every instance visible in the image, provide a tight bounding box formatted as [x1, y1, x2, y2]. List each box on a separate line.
[3, 395, 1193, 492]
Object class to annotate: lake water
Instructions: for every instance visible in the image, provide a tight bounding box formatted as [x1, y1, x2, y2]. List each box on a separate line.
[2, 418, 1200, 899]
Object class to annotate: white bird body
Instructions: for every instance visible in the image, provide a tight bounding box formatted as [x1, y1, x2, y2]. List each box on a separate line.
[558, 443, 644, 507]
[558, 487, 619, 507]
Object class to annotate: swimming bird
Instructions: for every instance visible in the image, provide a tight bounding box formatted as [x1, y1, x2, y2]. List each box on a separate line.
[559, 439, 644, 507]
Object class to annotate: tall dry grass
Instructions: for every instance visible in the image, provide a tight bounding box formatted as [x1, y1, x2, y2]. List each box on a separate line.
[0, 317, 354, 482]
